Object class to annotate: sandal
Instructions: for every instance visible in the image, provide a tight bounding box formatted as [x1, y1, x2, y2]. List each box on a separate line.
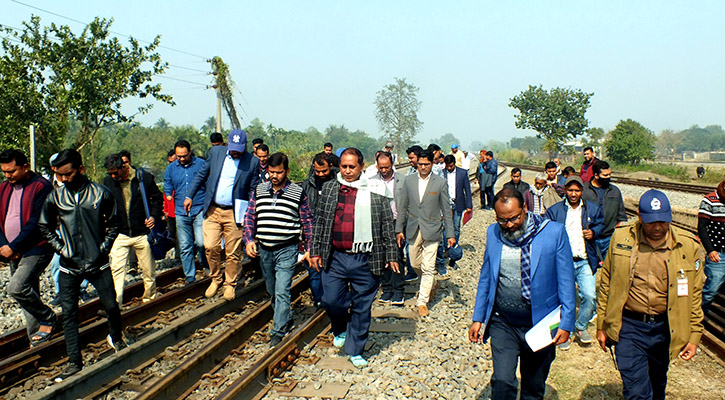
[30, 319, 57, 347]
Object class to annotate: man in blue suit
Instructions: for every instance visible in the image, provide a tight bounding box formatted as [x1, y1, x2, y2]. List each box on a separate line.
[185, 129, 261, 301]
[469, 188, 576, 400]
[545, 175, 604, 349]
[436, 155, 473, 272]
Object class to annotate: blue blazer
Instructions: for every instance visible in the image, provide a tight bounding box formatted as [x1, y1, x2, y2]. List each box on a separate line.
[472, 221, 576, 340]
[443, 167, 473, 212]
[187, 146, 260, 220]
[544, 200, 604, 273]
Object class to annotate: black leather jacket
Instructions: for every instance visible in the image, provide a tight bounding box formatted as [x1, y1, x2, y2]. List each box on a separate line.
[39, 176, 120, 275]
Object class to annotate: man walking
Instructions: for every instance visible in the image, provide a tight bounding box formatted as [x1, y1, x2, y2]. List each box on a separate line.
[469, 188, 575, 400]
[396, 150, 455, 317]
[255, 144, 270, 183]
[597, 190, 704, 400]
[244, 153, 313, 345]
[698, 179, 725, 311]
[439, 154, 472, 271]
[103, 153, 162, 306]
[545, 176, 603, 349]
[39, 149, 124, 380]
[0, 149, 56, 346]
[309, 148, 398, 368]
[582, 160, 627, 257]
[523, 173, 561, 215]
[502, 168, 530, 196]
[165, 140, 207, 283]
[185, 129, 261, 301]
[580, 147, 599, 183]
[481, 151, 498, 210]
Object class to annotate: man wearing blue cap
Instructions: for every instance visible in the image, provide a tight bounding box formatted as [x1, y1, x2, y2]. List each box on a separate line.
[450, 143, 463, 168]
[596, 189, 705, 400]
[185, 129, 260, 301]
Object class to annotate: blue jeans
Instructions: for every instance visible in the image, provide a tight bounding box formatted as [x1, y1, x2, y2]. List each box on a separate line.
[176, 212, 206, 282]
[51, 253, 88, 294]
[595, 236, 611, 261]
[703, 252, 725, 309]
[259, 244, 298, 337]
[573, 259, 596, 331]
[8, 254, 55, 339]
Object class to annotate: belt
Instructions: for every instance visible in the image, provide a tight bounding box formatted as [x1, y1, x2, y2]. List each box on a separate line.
[623, 309, 667, 323]
[573, 256, 586, 262]
[213, 203, 233, 210]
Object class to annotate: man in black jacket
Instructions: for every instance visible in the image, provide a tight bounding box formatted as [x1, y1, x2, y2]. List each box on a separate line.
[39, 149, 124, 381]
[581, 160, 627, 258]
[103, 153, 163, 306]
[502, 168, 530, 196]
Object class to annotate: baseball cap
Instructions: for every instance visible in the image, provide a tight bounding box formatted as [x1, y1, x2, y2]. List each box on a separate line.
[451, 143, 458, 149]
[228, 129, 247, 152]
[638, 189, 672, 223]
[564, 175, 584, 188]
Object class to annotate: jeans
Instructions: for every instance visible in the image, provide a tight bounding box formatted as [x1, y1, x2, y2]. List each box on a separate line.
[259, 244, 298, 337]
[484, 186, 495, 209]
[8, 254, 55, 339]
[176, 212, 206, 282]
[573, 259, 596, 331]
[489, 313, 556, 400]
[616, 317, 669, 400]
[703, 252, 725, 309]
[595, 236, 612, 261]
[59, 267, 122, 366]
[322, 251, 379, 357]
[436, 211, 461, 272]
[52, 251, 88, 295]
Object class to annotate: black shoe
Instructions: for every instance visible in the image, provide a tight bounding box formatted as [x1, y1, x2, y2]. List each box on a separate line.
[107, 335, 127, 352]
[270, 334, 283, 347]
[50, 294, 61, 306]
[404, 272, 419, 282]
[391, 293, 405, 306]
[283, 320, 295, 333]
[378, 292, 393, 303]
[55, 362, 82, 382]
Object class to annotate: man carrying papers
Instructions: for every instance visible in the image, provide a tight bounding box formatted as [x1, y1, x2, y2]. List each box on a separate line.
[468, 188, 576, 400]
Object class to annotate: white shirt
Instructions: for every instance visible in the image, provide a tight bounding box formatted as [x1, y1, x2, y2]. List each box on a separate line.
[370, 172, 397, 219]
[418, 173, 431, 203]
[446, 169, 456, 200]
[565, 200, 587, 259]
[462, 153, 474, 170]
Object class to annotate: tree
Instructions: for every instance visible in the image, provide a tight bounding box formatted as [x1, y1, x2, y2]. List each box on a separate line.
[605, 119, 655, 166]
[374, 77, 423, 152]
[509, 85, 593, 159]
[2, 16, 174, 156]
[510, 136, 545, 155]
[432, 133, 461, 152]
[656, 129, 682, 158]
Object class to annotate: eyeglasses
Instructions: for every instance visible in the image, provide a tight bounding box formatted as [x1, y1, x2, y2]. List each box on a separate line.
[497, 212, 523, 225]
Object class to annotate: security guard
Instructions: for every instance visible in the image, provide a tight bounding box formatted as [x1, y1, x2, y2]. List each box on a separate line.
[596, 189, 705, 400]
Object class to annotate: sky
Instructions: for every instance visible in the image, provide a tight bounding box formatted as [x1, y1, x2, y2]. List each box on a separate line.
[3, 0, 724, 150]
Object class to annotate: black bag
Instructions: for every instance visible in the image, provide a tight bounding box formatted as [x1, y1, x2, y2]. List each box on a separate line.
[137, 169, 175, 260]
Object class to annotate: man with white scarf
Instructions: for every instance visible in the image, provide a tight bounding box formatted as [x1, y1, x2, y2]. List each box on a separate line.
[310, 148, 399, 368]
[396, 150, 455, 318]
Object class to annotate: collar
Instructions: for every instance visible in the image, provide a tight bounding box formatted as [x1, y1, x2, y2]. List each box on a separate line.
[637, 225, 674, 250]
[419, 172, 432, 182]
[177, 156, 197, 168]
[267, 179, 291, 194]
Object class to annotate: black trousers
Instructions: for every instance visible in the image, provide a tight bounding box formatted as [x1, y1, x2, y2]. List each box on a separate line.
[615, 317, 670, 400]
[484, 186, 495, 209]
[59, 268, 122, 366]
[489, 313, 556, 400]
[380, 243, 405, 296]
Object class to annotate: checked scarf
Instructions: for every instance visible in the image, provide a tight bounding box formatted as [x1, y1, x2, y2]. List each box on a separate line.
[500, 212, 549, 302]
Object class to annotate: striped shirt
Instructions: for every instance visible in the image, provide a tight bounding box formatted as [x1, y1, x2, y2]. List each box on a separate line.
[243, 180, 313, 250]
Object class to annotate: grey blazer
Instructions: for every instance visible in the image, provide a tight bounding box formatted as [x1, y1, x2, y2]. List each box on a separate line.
[395, 173, 454, 242]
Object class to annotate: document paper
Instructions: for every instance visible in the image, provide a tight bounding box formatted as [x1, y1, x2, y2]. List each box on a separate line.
[524, 305, 561, 352]
[234, 199, 249, 224]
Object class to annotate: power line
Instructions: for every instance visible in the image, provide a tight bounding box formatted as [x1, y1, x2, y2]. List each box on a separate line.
[10, 0, 209, 60]
[168, 64, 210, 73]
[155, 75, 210, 87]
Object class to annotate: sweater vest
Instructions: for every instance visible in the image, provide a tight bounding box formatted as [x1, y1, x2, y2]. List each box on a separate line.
[255, 183, 304, 249]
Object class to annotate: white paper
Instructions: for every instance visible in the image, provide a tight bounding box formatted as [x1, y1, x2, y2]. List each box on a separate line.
[234, 199, 249, 224]
[524, 305, 561, 352]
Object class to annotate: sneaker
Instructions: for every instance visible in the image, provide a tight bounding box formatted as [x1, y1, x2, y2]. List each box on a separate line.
[558, 340, 571, 351]
[55, 362, 82, 382]
[333, 332, 346, 348]
[437, 269, 450, 280]
[404, 272, 418, 282]
[50, 294, 61, 306]
[349, 355, 368, 368]
[391, 293, 405, 306]
[577, 329, 594, 344]
[378, 292, 393, 304]
[107, 334, 127, 352]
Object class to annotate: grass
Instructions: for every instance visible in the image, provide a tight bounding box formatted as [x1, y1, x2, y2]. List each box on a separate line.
[612, 163, 689, 181]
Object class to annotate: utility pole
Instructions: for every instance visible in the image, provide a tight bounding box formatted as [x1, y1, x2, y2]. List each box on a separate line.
[216, 88, 222, 133]
[29, 124, 36, 171]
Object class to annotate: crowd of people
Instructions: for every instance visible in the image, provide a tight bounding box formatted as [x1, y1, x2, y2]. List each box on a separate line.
[0, 134, 723, 398]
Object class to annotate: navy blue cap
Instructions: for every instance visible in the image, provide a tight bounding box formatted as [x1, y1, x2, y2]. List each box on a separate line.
[448, 244, 463, 262]
[639, 189, 672, 223]
[228, 129, 247, 152]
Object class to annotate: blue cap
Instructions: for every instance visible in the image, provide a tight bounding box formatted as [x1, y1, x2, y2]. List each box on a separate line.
[228, 129, 247, 152]
[638, 189, 672, 223]
[451, 143, 458, 149]
[335, 147, 346, 158]
[448, 244, 463, 261]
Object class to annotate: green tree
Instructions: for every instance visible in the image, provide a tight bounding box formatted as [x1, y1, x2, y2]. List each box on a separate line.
[509, 136, 545, 154]
[4, 16, 174, 158]
[374, 77, 423, 152]
[509, 85, 593, 159]
[605, 119, 656, 166]
[432, 133, 461, 152]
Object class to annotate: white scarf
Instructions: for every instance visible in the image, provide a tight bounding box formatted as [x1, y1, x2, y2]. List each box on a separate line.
[336, 172, 391, 253]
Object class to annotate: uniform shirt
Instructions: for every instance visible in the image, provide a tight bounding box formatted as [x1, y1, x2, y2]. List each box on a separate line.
[565, 200, 587, 259]
[214, 153, 239, 206]
[332, 186, 357, 250]
[625, 229, 673, 315]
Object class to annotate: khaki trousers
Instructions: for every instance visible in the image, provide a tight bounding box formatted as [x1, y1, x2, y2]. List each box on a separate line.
[409, 230, 439, 306]
[202, 205, 242, 286]
[110, 233, 156, 305]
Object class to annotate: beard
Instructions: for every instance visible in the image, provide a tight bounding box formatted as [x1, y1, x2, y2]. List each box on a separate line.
[501, 214, 528, 242]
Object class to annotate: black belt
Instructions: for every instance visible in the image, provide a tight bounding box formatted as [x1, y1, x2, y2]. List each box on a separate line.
[623, 309, 667, 323]
[213, 203, 233, 210]
[573, 256, 585, 262]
